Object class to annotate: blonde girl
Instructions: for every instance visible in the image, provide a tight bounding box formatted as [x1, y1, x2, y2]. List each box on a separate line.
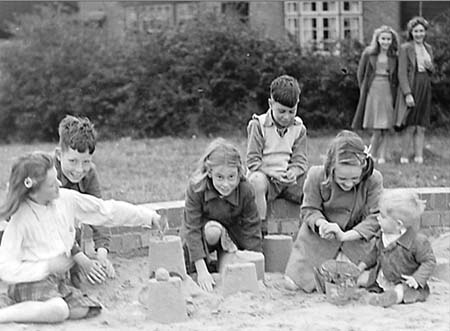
[182, 138, 262, 292]
[285, 130, 383, 292]
[0, 152, 163, 323]
[352, 25, 399, 164]
[358, 189, 436, 307]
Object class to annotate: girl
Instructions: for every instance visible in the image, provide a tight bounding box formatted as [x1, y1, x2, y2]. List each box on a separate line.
[352, 25, 399, 164]
[0, 152, 164, 323]
[284, 130, 383, 292]
[395, 17, 434, 164]
[182, 138, 262, 292]
[358, 189, 436, 307]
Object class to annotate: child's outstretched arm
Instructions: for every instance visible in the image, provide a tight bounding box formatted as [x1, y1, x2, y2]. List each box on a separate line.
[68, 189, 162, 229]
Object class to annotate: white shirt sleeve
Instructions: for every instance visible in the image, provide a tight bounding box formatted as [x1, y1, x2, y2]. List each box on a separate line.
[68, 190, 160, 228]
[0, 220, 49, 284]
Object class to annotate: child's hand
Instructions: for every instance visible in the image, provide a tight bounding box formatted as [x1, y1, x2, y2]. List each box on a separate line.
[197, 270, 215, 292]
[405, 94, 415, 107]
[74, 252, 106, 284]
[97, 248, 116, 279]
[402, 274, 419, 289]
[47, 254, 74, 274]
[424, 58, 433, 70]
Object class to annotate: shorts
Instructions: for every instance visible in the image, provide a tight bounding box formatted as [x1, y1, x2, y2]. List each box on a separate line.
[267, 173, 305, 204]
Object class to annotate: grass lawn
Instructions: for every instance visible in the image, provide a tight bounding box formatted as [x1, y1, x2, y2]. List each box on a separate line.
[0, 132, 449, 204]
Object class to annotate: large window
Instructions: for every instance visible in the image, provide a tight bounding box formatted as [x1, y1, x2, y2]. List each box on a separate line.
[285, 1, 362, 50]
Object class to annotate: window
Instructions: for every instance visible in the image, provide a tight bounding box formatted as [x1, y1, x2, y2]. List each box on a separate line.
[285, 1, 362, 50]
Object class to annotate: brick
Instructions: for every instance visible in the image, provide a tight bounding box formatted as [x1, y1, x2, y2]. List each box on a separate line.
[280, 219, 300, 237]
[420, 211, 442, 228]
[433, 193, 449, 210]
[440, 211, 450, 227]
[121, 233, 142, 252]
[267, 199, 300, 220]
[263, 235, 293, 273]
[108, 235, 123, 253]
[221, 262, 259, 297]
[267, 220, 280, 234]
[433, 257, 450, 283]
[148, 235, 187, 280]
[139, 277, 187, 324]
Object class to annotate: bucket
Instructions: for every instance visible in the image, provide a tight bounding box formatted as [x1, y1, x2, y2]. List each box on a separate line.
[320, 260, 360, 305]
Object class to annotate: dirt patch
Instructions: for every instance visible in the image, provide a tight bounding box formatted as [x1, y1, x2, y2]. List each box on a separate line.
[1, 235, 449, 331]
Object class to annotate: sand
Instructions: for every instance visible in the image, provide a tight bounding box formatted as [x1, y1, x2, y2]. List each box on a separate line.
[0, 234, 449, 331]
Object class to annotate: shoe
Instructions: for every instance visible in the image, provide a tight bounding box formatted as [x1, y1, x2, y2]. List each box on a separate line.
[400, 157, 409, 164]
[414, 156, 423, 164]
[369, 290, 398, 308]
[377, 158, 386, 165]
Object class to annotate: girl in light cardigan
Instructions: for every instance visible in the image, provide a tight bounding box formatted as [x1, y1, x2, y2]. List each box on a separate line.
[0, 152, 164, 323]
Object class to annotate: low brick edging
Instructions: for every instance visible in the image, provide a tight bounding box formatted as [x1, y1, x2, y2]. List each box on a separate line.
[80, 187, 450, 255]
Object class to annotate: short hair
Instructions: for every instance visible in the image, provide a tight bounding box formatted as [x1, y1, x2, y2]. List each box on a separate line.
[406, 16, 429, 41]
[379, 189, 426, 229]
[58, 115, 97, 154]
[270, 75, 301, 108]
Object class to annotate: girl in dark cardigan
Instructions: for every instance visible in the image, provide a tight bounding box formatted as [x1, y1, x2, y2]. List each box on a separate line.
[352, 25, 399, 164]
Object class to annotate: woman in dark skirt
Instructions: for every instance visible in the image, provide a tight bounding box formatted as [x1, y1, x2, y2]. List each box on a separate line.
[395, 16, 434, 164]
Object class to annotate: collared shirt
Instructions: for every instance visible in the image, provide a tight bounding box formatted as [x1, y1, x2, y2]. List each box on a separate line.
[246, 110, 307, 176]
[363, 227, 436, 288]
[0, 189, 159, 284]
[182, 178, 262, 263]
[54, 154, 109, 253]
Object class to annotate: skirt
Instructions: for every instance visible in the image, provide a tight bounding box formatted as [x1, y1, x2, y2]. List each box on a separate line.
[405, 71, 432, 127]
[363, 74, 393, 129]
[7, 274, 101, 317]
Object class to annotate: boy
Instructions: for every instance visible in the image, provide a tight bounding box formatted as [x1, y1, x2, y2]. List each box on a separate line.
[55, 115, 114, 287]
[358, 189, 436, 307]
[246, 75, 308, 235]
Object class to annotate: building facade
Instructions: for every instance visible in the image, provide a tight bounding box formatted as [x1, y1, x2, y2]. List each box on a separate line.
[78, 1, 449, 49]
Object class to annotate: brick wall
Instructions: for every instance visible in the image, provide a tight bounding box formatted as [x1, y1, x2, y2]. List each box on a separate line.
[362, 1, 401, 43]
[82, 187, 450, 256]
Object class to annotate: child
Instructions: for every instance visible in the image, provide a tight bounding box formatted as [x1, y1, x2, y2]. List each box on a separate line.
[0, 151, 165, 323]
[284, 130, 383, 293]
[55, 115, 113, 287]
[247, 74, 308, 236]
[182, 138, 262, 292]
[351, 25, 399, 164]
[358, 189, 436, 307]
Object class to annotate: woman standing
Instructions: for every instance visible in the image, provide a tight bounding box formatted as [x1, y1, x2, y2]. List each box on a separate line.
[352, 25, 399, 164]
[395, 17, 434, 164]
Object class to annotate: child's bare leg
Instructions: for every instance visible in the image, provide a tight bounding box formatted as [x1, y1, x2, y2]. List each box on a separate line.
[370, 130, 382, 160]
[378, 130, 388, 161]
[0, 297, 69, 323]
[248, 172, 269, 230]
[413, 125, 425, 162]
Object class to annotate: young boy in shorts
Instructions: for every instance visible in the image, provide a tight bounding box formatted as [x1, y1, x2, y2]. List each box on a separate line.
[55, 115, 114, 287]
[247, 75, 308, 236]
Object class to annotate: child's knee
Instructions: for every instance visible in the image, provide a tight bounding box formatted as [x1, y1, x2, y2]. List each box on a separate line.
[47, 298, 70, 322]
[204, 221, 222, 246]
[248, 172, 268, 193]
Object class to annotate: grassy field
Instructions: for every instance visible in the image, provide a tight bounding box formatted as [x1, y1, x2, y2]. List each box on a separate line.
[0, 132, 449, 204]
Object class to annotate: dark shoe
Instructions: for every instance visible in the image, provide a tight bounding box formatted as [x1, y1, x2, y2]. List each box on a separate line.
[369, 290, 398, 308]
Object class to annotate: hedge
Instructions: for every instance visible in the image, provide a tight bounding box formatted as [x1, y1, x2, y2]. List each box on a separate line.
[0, 5, 449, 142]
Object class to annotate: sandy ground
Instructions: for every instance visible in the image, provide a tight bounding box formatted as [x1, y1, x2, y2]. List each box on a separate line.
[1, 234, 449, 331]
